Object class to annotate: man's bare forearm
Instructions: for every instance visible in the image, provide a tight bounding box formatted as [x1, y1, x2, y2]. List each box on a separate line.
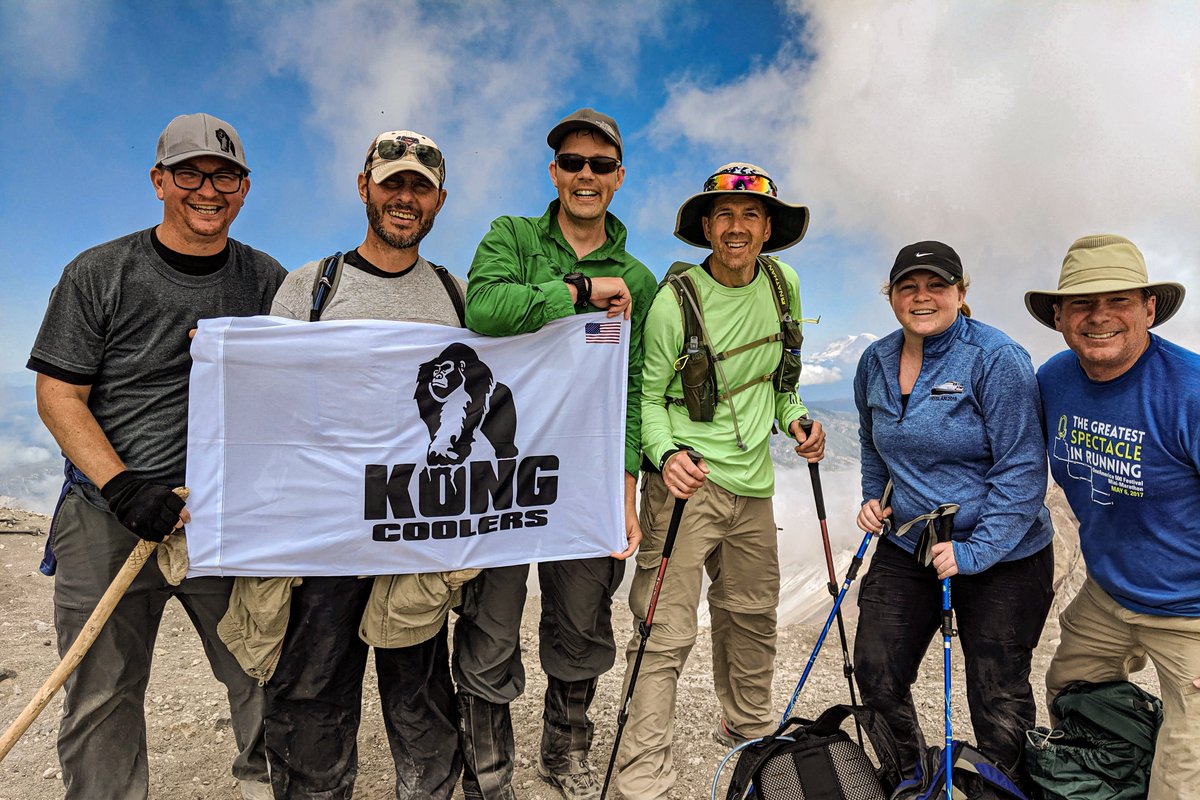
[35, 373, 125, 488]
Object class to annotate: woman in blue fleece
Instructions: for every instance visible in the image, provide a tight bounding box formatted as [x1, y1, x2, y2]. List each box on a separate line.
[852, 240, 1054, 783]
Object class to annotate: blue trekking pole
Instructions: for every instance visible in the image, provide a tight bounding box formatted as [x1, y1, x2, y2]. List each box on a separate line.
[936, 505, 958, 800]
[778, 528, 874, 725]
[600, 450, 702, 800]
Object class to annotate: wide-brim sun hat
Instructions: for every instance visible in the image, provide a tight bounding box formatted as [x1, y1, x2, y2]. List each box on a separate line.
[1024, 234, 1186, 329]
[674, 163, 809, 253]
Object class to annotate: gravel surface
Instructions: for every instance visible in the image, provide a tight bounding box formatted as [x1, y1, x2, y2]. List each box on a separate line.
[0, 488, 1159, 798]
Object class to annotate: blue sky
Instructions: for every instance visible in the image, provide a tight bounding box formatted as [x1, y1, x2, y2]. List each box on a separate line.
[2, 0, 1198, 397]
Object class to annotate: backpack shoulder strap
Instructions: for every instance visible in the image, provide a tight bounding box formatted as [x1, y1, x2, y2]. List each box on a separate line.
[722, 723, 806, 800]
[309, 252, 345, 322]
[808, 706, 904, 791]
[428, 262, 466, 326]
[757, 255, 789, 320]
[665, 269, 705, 351]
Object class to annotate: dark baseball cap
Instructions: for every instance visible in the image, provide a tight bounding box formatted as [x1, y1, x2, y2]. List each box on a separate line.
[546, 108, 622, 161]
[889, 241, 963, 284]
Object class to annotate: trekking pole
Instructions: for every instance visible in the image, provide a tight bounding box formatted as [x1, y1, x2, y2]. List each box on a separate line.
[0, 488, 188, 762]
[778, 526, 875, 726]
[600, 450, 702, 800]
[936, 504, 958, 800]
[797, 418, 862, 745]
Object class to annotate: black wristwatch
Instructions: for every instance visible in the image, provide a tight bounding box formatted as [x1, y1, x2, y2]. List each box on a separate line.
[563, 272, 591, 309]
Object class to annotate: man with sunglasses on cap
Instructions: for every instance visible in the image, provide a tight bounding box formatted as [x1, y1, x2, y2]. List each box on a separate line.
[241, 130, 466, 799]
[1027, 234, 1200, 800]
[456, 108, 656, 800]
[614, 163, 825, 799]
[27, 113, 283, 800]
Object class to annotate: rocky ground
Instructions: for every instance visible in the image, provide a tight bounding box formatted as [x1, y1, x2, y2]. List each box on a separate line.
[0, 488, 1159, 798]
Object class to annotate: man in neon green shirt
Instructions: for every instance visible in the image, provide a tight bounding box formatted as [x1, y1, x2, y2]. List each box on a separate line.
[614, 163, 826, 799]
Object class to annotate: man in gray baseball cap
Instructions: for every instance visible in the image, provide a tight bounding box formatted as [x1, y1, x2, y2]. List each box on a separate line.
[27, 112, 284, 800]
[1028, 234, 1198, 800]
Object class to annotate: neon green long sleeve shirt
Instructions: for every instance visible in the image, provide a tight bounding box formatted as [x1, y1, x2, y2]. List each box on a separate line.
[640, 260, 809, 497]
[465, 200, 657, 476]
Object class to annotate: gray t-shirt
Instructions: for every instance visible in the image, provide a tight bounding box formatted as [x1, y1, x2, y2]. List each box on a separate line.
[271, 254, 465, 326]
[29, 228, 286, 484]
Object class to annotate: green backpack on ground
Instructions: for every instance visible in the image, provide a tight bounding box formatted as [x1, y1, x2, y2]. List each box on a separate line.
[1024, 680, 1162, 800]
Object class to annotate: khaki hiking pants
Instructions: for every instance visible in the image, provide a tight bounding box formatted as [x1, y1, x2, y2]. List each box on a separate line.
[614, 473, 779, 800]
[1046, 576, 1200, 800]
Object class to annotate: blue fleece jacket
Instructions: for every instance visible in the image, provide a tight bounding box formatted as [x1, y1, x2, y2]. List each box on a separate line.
[854, 313, 1054, 574]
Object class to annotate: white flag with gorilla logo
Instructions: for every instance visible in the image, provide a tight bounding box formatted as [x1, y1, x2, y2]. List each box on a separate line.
[184, 314, 628, 577]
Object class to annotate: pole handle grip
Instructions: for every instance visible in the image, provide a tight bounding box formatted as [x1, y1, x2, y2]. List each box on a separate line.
[935, 504, 957, 544]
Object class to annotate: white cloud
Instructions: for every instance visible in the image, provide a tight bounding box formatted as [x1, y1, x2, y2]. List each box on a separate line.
[651, 0, 1200, 364]
[0, 439, 55, 471]
[239, 0, 673, 228]
[797, 362, 842, 386]
[0, 0, 110, 82]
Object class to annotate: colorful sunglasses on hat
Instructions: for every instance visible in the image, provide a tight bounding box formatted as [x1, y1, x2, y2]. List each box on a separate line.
[703, 170, 777, 196]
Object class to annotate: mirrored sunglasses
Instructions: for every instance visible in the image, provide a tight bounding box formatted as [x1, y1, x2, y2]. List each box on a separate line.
[704, 172, 777, 197]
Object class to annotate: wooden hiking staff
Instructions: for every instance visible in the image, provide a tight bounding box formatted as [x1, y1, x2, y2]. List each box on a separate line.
[0, 487, 188, 762]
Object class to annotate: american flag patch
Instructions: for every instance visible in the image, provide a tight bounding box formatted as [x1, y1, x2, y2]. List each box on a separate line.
[584, 321, 622, 344]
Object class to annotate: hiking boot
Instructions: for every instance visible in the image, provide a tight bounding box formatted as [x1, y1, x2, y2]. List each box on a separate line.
[237, 779, 273, 800]
[537, 751, 601, 800]
[713, 718, 751, 748]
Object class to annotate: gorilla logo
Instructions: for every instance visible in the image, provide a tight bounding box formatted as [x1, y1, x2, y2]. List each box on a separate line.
[415, 343, 518, 465]
[215, 128, 236, 157]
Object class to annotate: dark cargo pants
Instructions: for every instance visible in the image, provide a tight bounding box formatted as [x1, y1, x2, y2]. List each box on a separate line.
[854, 537, 1054, 780]
[51, 485, 267, 800]
[264, 576, 460, 799]
[452, 557, 623, 797]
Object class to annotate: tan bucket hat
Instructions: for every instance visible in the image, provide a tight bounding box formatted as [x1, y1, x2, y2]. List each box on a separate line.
[1024, 234, 1185, 329]
[674, 163, 809, 253]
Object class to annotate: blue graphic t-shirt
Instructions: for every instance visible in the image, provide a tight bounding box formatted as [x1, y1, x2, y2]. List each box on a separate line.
[1038, 335, 1200, 616]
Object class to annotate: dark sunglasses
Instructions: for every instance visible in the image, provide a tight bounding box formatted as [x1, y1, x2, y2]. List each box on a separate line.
[555, 154, 621, 175]
[366, 138, 444, 170]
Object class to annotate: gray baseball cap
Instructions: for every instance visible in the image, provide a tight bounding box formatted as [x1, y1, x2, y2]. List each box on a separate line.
[156, 113, 249, 173]
[546, 108, 622, 161]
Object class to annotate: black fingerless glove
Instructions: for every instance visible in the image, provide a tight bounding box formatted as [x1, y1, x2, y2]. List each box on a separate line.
[100, 471, 184, 542]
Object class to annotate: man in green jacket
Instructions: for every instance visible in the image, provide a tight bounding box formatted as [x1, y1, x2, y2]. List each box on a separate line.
[457, 108, 657, 800]
[614, 163, 825, 799]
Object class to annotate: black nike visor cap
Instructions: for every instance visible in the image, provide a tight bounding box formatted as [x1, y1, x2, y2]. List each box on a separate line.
[889, 240, 963, 285]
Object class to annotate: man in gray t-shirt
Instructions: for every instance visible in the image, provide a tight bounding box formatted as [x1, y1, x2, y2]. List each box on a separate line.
[27, 113, 283, 800]
[261, 129, 466, 800]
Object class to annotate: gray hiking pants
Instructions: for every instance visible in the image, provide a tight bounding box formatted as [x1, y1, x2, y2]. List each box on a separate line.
[452, 557, 622, 793]
[50, 485, 267, 800]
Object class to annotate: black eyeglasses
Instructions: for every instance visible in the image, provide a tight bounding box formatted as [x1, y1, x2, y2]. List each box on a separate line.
[555, 154, 621, 175]
[367, 138, 444, 170]
[167, 167, 245, 194]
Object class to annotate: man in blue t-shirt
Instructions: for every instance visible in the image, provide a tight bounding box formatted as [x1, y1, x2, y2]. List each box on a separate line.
[1026, 234, 1199, 800]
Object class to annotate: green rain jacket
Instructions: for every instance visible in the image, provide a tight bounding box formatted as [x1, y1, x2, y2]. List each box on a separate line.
[465, 200, 657, 476]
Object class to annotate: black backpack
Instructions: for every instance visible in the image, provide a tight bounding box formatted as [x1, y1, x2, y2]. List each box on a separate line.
[722, 705, 903, 800]
[308, 251, 465, 324]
